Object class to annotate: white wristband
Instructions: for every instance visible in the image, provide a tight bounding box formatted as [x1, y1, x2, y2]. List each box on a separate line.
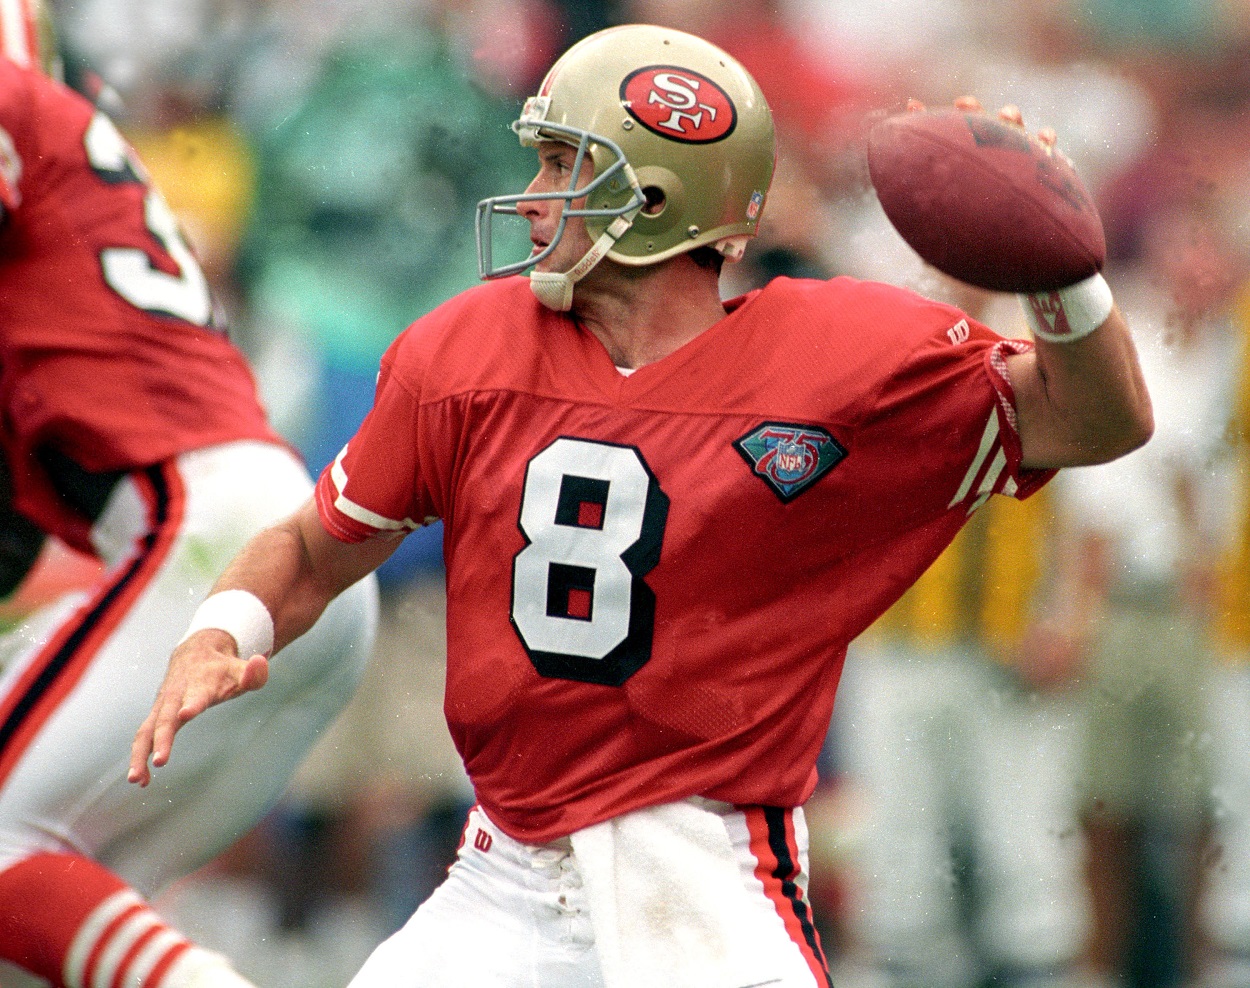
[180, 589, 274, 658]
[1021, 272, 1114, 344]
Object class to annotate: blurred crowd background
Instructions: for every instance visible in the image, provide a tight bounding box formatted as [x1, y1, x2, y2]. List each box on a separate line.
[13, 0, 1250, 986]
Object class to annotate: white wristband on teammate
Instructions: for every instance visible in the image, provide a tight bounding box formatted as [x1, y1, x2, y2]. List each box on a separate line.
[1020, 272, 1114, 344]
[180, 589, 275, 659]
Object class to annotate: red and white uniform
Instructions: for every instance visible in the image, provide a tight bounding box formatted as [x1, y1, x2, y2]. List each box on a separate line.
[320, 274, 1047, 843]
[0, 59, 279, 550]
[0, 60, 378, 988]
[318, 274, 1049, 986]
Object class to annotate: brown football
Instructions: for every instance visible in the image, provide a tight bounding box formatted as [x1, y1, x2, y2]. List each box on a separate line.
[866, 108, 1105, 293]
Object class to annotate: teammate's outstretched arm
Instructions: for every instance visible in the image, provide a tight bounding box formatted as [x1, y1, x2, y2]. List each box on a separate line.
[128, 499, 399, 786]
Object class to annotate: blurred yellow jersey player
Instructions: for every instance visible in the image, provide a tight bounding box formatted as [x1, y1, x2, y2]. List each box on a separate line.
[834, 487, 1094, 988]
[1201, 285, 1250, 986]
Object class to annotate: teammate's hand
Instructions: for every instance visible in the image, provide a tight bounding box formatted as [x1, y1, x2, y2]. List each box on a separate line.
[128, 630, 270, 786]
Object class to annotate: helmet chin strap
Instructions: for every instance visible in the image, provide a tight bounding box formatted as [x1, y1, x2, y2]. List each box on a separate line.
[529, 209, 641, 312]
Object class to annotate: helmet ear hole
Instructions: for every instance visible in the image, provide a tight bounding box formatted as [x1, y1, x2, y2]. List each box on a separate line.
[494, 24, 774, 271]
[614, 165, 686, 255]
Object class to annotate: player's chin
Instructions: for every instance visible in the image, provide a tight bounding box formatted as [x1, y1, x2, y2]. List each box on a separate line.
[531, 255, 564, 275]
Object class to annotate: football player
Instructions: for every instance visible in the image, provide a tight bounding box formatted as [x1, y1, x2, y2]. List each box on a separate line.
[0, 2, 379, 986]
[132, 23, 1151, 988]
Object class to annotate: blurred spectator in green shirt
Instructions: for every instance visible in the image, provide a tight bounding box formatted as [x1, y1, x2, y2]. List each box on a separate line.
[235, 13, 537, 583]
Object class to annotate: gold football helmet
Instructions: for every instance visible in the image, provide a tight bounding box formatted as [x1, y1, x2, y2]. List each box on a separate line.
[476, 23, 776, 310]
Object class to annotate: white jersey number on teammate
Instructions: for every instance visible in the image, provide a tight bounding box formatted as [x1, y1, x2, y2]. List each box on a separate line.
[83, 112, 213, 327]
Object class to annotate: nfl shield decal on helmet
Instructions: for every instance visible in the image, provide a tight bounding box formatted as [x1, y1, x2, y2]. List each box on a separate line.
[734, 423, 847, 502]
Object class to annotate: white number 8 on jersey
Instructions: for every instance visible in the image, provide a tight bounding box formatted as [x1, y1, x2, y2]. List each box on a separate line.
[512, 437, 669, 686]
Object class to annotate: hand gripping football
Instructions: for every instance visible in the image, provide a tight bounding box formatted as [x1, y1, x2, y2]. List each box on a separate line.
[866, 107, 1106, 293]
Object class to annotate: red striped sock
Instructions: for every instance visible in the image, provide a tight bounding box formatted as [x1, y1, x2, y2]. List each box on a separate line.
[0, 852, 247, 988]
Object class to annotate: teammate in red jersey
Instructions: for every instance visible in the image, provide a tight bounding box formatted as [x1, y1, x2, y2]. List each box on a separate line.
[0, 4, 379, 987]
[131, 23, 1152, 988]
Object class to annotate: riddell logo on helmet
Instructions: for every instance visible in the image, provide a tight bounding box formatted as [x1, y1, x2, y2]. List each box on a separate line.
[620, 66, 738, 143]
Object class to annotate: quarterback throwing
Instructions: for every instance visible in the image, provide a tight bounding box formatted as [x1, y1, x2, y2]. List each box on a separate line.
[132, 23, 1150, 988]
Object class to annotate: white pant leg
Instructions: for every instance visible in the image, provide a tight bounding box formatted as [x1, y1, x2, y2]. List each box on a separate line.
[968, 671, 1091, 971]
[835, 643, 981, 988]
[718, 802, 836, 987]
[0, 441, 378, 896]
[349, 806, 602, 988]
[1202, 662, 1250, 954]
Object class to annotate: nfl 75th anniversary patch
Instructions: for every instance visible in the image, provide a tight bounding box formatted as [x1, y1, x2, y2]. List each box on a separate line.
[734, 423, 847, 503]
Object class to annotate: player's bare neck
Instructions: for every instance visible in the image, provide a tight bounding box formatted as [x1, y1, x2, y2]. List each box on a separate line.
[573, 255, 726, 371]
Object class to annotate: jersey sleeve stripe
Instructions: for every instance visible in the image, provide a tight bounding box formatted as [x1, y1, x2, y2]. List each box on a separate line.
[329, 447, 422, 533]
[972, 445, 1008, 507]
[949, 412, 1001, 508]
[960, 441, 1008, 516]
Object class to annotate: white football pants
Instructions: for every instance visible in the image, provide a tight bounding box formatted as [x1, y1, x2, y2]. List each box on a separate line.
[349, 800, 834, 988]
[0, 440, 378, 895]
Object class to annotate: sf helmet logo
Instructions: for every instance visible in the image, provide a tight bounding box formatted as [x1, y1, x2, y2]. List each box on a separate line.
[621, 66, 738, 144]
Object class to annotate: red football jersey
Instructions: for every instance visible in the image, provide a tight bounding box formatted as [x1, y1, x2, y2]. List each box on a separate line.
[316, 275, 1051, 843]
[0, 60, 280, 551]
